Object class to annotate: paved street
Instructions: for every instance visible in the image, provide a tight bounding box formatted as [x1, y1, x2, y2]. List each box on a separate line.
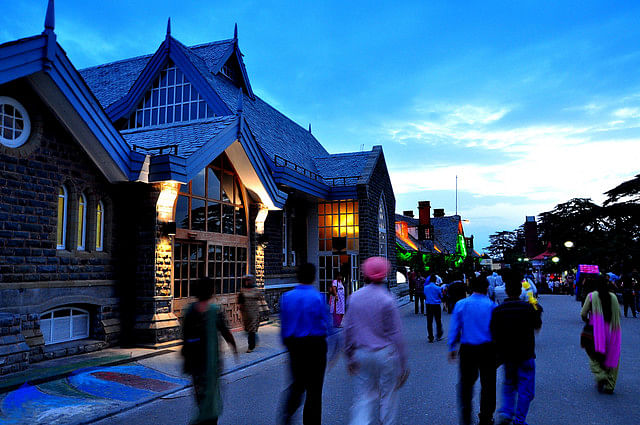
[91, 295, 640, 425]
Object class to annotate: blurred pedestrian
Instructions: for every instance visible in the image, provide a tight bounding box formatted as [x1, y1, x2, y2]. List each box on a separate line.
[415, 272, 426, 315]
[408, 269, 417, 302]
[424, 273, 444, 343]
[446, 273, 467, 314]
[448, 276, 496, 425]
[344, 257, 409, 425]
[238, 274, 261, 353]
[329, 273, 346, 327]
[581, 277, 621, 394]
[486, 272, 503, 301]
[491, 278, 542, 425]
[620, 276, 636, 318]
[182, 278, 238, 425]
[279, 263, 331, 425]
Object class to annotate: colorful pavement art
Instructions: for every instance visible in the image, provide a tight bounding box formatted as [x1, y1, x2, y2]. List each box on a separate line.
[0, 364, 189, 425]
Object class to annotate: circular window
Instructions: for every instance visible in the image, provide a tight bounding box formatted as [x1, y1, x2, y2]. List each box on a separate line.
[0, 96, 31, 148]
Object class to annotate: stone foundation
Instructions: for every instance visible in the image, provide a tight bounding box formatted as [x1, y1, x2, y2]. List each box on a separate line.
[0, 313, 30, 375]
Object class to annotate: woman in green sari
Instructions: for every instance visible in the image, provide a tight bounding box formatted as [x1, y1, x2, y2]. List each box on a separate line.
[183, 278, 238, 424]
[580, 277, 621, 394]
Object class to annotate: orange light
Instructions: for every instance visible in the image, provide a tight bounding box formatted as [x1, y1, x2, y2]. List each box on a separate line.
[157, 181, 180, 222]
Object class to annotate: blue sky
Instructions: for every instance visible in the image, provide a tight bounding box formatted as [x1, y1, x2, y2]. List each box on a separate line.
[3, 1, 640, 250]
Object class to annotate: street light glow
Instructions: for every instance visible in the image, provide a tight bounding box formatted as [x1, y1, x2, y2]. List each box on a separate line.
[564, 241, 574, 248]
[551, 256, 560, 263]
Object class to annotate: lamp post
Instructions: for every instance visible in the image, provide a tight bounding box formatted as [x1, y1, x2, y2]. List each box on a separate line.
[564, 241, 574, 249]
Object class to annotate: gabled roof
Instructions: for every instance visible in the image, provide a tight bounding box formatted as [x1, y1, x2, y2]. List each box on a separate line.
[431, 215, 462, 254]
[122, 115, 237, 158]
[80, 36, 330, 175]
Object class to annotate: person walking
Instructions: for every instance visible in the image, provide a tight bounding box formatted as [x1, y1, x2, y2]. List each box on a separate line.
[580, 277, 622, 394]
[620, 276, 636, 318]
[182, 278, 238, 425]
[448, 277, 497, 425]
[238, 274, 261, 353]
[491, 278, 542, 425]
[344, 257, 409, 425]
[408, 269, 417, 302]
[329, 273, 346, 327]
[486, 272, 503, 301]
[424, 274, 444, 343]
[279, 263, 331, 425]
[415, 272, 426, 315]
[447, 274, 467, 314]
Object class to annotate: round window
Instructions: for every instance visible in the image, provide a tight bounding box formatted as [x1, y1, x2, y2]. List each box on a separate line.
[0, 96, 31, 148]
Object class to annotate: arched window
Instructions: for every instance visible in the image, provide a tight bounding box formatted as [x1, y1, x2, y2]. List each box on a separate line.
[378, 195, 387, 258]
[57, 186, 68, 249]
[96, 201, 104, 251]
[77, 193, 87, 250]
[39, 307, 90, 345]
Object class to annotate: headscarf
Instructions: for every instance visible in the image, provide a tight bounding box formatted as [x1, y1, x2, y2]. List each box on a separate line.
[362, 257, 390, 283]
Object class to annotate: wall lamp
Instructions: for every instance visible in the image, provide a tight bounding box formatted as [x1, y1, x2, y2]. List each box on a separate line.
[162, 221, 177, 237]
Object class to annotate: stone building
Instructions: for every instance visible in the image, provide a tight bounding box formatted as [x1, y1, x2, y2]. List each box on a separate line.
[0, 1, 396, 372]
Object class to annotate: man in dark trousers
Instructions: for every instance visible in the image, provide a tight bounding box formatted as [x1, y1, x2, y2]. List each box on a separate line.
[279, 263, 331, 425]
[415, 272, 426, 315]
[491, 278, 542, 425]
[448, 276, 496, 425]
[423, 273, 444, 342]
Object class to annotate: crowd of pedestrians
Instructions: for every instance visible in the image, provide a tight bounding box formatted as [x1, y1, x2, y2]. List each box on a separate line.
[178, 263, 632, 425]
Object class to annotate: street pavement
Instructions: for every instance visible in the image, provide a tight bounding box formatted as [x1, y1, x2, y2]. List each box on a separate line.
[89, 295, 640, 425]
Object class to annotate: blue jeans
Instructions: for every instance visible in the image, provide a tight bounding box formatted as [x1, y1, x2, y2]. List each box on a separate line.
[498, 359, 535, 425]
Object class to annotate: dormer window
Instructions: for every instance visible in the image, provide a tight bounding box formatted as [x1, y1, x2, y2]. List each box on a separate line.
[122, 61, 215, 130]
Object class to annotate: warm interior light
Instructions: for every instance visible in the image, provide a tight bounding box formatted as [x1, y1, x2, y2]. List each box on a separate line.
[157, 181, 180, 222]
[255, 206, 269, 234]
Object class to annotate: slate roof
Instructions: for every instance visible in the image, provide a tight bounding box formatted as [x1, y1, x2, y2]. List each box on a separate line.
[79, 37, 329, 173]
[313, 151, 371, 179]
[122, 116, 236, 158]
[431, 215, 462, 254]
[395, 213, 419, 227]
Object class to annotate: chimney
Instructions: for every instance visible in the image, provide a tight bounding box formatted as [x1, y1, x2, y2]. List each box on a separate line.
[403, 210, 414, 218]
[433, 208, 445, 218]
[417, 201, 431, 241]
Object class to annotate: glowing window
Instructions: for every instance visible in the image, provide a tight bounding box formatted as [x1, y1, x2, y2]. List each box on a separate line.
[77, 193, 87, 250]
[96, 201, 104, 251]
[318, 200, 359, 252]
[378, 195, 387, 258]
[57, 186, 68, 249]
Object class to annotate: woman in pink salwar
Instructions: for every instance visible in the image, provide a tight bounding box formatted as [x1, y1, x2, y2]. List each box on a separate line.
[580, 277, 621, 394]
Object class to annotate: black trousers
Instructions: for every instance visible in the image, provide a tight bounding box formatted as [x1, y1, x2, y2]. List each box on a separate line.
[415, 293, 425, 314]
[281, 336, 327, 425]
[623, 293, 637, 317]
[248, 331, 256, 350]
[426, 304, 443, 341]
[459, 343, 496, 425]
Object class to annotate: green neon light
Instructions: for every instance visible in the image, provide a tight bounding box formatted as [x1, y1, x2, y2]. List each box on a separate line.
[456, 234, 468, 258]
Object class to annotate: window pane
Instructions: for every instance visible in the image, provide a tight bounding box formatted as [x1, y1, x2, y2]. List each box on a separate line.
[198, 101, 206, 119]
[207, 202, 221, 233]
[222, 204, 234, 234]
[235, 207, 246, 235]
[207, 168, 221, 200]
[190, 102, 198, 120]
[176, 195, 189, 229]
[158, 107, 166, 125]
[192, 169, 206, 197]
[191, 198, 205, 231]
[221, 173, 233, 202]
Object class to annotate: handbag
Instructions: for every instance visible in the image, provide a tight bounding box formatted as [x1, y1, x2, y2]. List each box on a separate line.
[580, 323, 605, 362]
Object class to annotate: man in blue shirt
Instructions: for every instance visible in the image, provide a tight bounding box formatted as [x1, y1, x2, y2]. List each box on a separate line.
[448, 276, 497, 425]
[423, 274, 444, 343]
[279, 263, 330, 425]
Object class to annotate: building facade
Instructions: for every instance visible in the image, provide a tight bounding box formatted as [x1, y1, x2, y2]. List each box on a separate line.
[0, 2, 396, 373]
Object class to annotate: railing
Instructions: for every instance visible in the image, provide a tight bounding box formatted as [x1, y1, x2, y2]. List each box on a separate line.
[273, 155, 360, 187]
[132, 144, 179, 155]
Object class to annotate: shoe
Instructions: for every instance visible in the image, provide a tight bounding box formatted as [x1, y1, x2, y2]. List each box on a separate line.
[436, 336, 444, 341]
[247, 348, 254, 353]
[428, 339, 434, 343]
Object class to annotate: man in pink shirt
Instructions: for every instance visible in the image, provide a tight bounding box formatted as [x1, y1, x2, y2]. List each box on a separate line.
[344, 257, 409, 425]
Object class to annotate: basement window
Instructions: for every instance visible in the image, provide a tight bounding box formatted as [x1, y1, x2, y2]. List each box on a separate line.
[39, 307, 90, 345]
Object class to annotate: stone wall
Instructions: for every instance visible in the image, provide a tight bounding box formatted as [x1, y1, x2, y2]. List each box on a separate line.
[0, 313, 29, 375]
[357, 147, 397, 286]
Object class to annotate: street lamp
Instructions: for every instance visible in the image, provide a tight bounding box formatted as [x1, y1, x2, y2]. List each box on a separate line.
[564, 241, 574, 249]
[551, 256, 560, 263]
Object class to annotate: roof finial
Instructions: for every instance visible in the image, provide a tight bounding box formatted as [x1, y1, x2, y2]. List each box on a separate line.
[44, 0, 55, 31]
[308, 123, 312, 133]
[234, 23, 238, 39]
[236, 87, 243, 114]
[166, 17, 171, 37]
